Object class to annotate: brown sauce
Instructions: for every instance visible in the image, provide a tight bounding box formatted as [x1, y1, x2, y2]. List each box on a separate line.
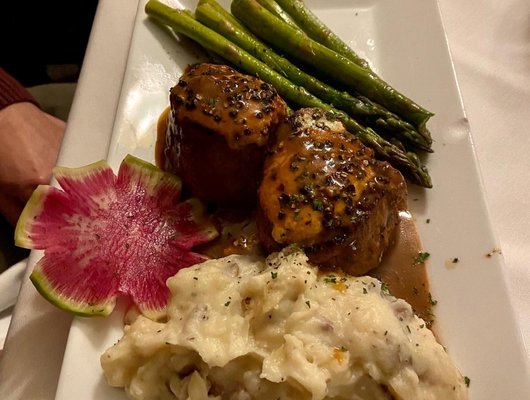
[155, 109, 433, 324]
[369, 211, 432, 323]
[155, 106, 170, 169]
[195, 209, 263, 259]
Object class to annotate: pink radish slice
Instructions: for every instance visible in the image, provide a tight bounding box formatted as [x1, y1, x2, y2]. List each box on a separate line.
[15, 155, 218, 319]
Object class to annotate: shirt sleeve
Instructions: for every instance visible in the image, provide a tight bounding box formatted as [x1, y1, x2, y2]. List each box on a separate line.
[0, 68, 40, 111]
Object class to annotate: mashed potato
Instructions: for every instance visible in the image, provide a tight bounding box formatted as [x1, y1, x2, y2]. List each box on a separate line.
[101, 248, 468, 400]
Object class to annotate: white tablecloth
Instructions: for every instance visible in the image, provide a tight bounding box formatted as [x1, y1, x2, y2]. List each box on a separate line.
[0, 0, 528, 398]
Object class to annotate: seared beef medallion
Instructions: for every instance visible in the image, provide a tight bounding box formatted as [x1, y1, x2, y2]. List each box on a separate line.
[257, 108, 407, 275]
[164, 63, 288, 207]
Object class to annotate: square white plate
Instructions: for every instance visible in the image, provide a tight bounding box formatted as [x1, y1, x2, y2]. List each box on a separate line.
[55, 0, 530, 398]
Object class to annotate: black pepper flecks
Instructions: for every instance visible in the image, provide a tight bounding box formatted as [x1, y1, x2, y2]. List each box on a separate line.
[258, 108, 407, 275]
[169, 63, 287, 150]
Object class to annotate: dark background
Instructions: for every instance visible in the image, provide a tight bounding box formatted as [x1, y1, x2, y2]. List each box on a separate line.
[1, 0, 99, 86]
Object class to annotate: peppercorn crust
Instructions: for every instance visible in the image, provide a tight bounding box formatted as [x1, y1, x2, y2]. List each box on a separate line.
[170, 63, 286, 149]
[164, 63, 288, 206]
[257, 108, 407, 275]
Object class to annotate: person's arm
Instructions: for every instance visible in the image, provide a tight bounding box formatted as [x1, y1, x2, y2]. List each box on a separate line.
[0, 68, 40, 110]
[0, 68, 65, 226]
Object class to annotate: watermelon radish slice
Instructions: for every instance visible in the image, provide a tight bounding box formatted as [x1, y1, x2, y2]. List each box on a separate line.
[15, 155, 218, 319]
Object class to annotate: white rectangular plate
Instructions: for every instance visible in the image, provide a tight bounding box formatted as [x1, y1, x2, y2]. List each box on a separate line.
[55, 0, 530, 399]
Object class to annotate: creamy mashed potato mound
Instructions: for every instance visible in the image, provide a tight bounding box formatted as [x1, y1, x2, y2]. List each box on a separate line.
[101, 249, 468, 400]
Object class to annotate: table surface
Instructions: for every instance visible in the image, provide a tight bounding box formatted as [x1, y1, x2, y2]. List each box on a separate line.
[1, 0, 528, 398]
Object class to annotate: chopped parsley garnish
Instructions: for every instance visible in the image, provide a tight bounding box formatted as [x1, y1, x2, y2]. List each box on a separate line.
[414, 251, 430, 265]
[464, 376, 471, 387]
[224, 301, 231, 307]
[313, 199, 324, 211]
[305, 300, 311, 308]
[380, 282, 390, 295]
[362, 288, 368, 294]
[271, 271, 278, 279]
[324, 275, 337, 284]
[428, 292, 438, 306]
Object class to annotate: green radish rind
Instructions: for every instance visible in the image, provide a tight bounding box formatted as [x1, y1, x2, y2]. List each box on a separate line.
[15, 185, 51, 249]
[30, 265, 116, 317]
[118, 154, 182, 196]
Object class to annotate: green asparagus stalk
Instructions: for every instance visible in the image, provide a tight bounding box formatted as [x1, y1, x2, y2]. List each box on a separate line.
[231, 0, 433, 132]
[144, 0, 431, 187]
[195, 1, 431, 151]
[274, 0, 371, 70]
[255, 0, 300, 29]
[197, 0, 249, 31]
[269, 0, 435, 144]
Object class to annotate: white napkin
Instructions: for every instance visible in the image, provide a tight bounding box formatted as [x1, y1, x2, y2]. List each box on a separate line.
[0, 259, 26, 313]
[0, 258, 27, 349]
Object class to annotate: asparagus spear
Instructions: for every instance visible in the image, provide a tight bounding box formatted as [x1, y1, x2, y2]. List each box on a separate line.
[144, 0, 431, 187]
[256, 0, 299, 29]
[274, 0, 371, 70]
[231, 0, 433, 132]
[198, 0, 249, 31]
[195, 1, 431, 151]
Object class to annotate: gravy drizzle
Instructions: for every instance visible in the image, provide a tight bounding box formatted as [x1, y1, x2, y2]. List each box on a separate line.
[370, 211, 432, 323]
